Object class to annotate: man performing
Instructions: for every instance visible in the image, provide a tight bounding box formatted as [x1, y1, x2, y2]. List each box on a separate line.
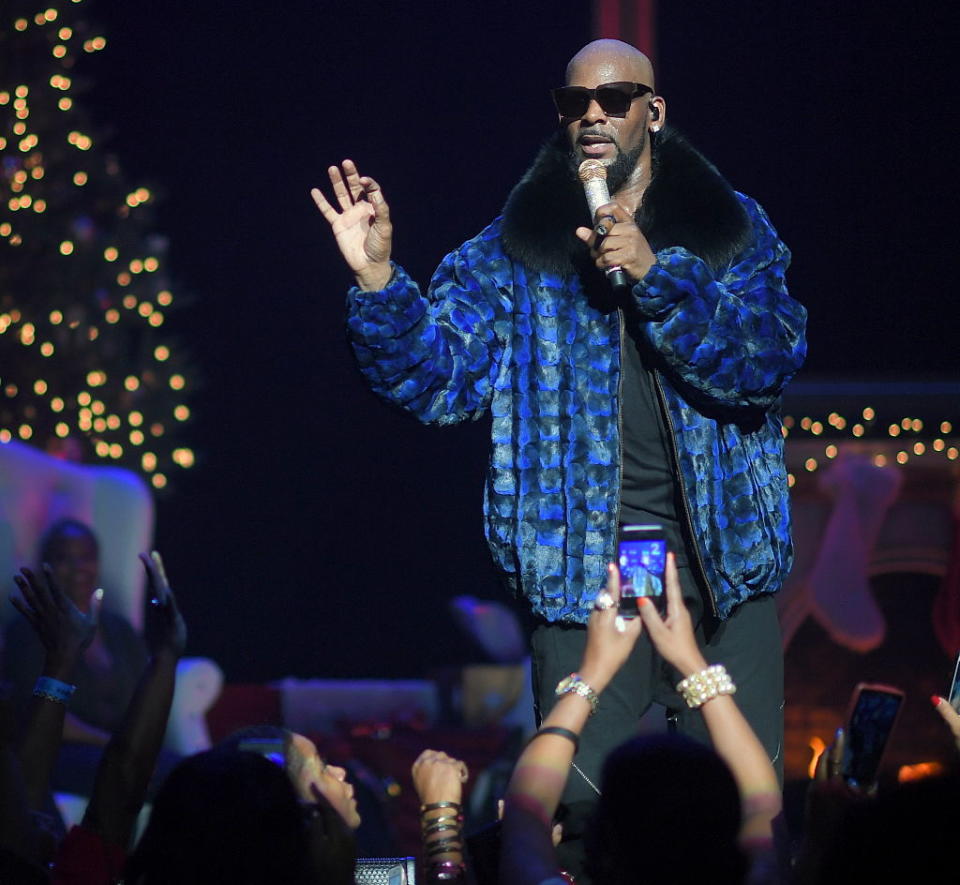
[313, 38, 806, 857]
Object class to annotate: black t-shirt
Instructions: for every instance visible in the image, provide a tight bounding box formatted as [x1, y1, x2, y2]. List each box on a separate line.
[618, 327, 688, 564]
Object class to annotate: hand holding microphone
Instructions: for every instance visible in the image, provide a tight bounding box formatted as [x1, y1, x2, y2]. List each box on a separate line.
[576, 160, 657, 288]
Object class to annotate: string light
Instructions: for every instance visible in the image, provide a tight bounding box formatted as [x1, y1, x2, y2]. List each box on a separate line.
[0, 1, 197, 490]
[784, 405, 960, 482]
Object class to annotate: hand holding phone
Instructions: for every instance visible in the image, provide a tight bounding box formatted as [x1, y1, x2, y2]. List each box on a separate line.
[947, 650, 960, 714]
[617, 524, 667, 617]
[840, 682, 904, 789]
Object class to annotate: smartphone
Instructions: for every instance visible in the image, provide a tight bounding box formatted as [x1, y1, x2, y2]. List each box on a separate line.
[839, 682, 905, 788]
[617, 524, 667, 616]
[948, 651, 960, 714]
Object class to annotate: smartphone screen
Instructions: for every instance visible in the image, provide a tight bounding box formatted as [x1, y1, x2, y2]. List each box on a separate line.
[617, 525, 667, 616]
[948, 651, 960, 713]
[840, 683, 904, 788]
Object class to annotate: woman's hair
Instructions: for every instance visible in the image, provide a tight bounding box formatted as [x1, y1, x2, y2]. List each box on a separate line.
[584, 733, 748, 885]
[124, 747, 317, 885]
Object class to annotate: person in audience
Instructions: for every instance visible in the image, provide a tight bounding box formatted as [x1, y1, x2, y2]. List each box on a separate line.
[0, 550, 183, 883]
[128, 728, 474, 884]
[1, 554, 102, 881]
[2, 519, 150, 798]
[500, 554, 781, 885]
[125, 720, 361, 885]
[792, 697, 960, 883]
[123, 743, 337, 885]
[815, 769, 960, 883]
[51, 551, 187, 884]
[220, 724, 363, 831]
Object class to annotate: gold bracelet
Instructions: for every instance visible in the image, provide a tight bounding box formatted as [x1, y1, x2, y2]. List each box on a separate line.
[676, 664, 736, 709]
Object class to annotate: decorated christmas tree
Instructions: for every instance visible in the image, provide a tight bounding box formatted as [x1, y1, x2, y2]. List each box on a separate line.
[0, 0, 193, 491]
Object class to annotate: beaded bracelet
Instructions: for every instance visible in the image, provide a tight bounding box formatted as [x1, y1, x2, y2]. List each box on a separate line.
[33, 676, 76, 705]
[676, 664, 736, 709]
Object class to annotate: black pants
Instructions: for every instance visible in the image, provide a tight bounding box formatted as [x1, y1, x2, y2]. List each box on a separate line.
[529, 565, 784, 807]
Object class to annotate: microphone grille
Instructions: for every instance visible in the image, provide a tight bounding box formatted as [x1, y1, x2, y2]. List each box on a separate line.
[578, 159, 607, 182]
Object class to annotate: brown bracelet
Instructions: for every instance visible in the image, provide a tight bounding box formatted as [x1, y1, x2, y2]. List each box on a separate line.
[422, 818, 461, 836]
[425, 838, 463, 857]
[421, 800, 462, 812]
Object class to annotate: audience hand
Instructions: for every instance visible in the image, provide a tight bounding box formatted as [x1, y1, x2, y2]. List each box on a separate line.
[795, 728, 869, 884]
[636, 553, 707, 677]
[932, 695, 960, 752]
[578, 563, 643, 691]
[140, 552, 187, 659]
[813, 727, 845, 783]
[11, 565, 100, 674]
[412, 749, 469, 806]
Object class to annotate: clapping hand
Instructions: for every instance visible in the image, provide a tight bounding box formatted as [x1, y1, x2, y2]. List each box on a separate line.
[140, 552, 186, 659]
[11, 566, 100, 673]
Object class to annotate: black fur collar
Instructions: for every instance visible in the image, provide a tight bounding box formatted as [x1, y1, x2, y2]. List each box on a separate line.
[500, 125, 751, 277]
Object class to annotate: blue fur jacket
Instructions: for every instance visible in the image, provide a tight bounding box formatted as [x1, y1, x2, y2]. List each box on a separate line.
[346, 127, 807, 623]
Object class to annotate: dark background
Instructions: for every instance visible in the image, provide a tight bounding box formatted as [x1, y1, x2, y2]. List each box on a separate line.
[76, 0, 957, 682]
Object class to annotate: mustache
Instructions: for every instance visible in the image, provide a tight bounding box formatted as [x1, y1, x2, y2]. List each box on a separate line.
[576, 128, 619, 146]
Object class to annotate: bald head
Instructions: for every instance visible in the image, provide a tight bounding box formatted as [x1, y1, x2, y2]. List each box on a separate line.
[566, 39, 655, 90]
[559, 39, 665, 206]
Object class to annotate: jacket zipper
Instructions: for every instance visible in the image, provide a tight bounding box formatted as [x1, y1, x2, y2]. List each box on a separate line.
[651, 368, 719, 618]
[614, 309, 625, 538]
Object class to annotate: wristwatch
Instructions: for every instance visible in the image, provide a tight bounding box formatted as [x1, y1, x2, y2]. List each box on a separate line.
[554, 673, 599, 716]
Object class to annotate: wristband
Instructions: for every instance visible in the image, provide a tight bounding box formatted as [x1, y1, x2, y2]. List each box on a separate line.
[527, 726, 580, 752]
[33, 676, 76, 704]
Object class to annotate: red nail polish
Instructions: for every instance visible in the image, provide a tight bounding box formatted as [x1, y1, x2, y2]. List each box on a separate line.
[931, 695, 942, 707]
[637, 598, 649, 606]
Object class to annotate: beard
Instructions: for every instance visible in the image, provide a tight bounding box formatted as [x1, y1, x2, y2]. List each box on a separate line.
[565, 133, 645, 204]
[604, 140, 644, 195]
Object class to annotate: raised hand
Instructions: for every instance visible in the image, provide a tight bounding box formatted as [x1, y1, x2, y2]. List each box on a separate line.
[140, 551, 186, 659]
[932, 695, 960, 753]
[636, 553, 707, 678]
[579, 562, 643, 692]
[11, 565, 100, 673]
[411, 749, 469, 806]
[311, 160, 394, 291]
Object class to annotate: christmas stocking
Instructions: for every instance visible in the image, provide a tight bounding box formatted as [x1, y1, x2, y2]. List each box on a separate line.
[807, 455, 903, 652]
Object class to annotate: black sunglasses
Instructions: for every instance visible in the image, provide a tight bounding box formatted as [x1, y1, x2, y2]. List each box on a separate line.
[551, 81, 653, 119]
